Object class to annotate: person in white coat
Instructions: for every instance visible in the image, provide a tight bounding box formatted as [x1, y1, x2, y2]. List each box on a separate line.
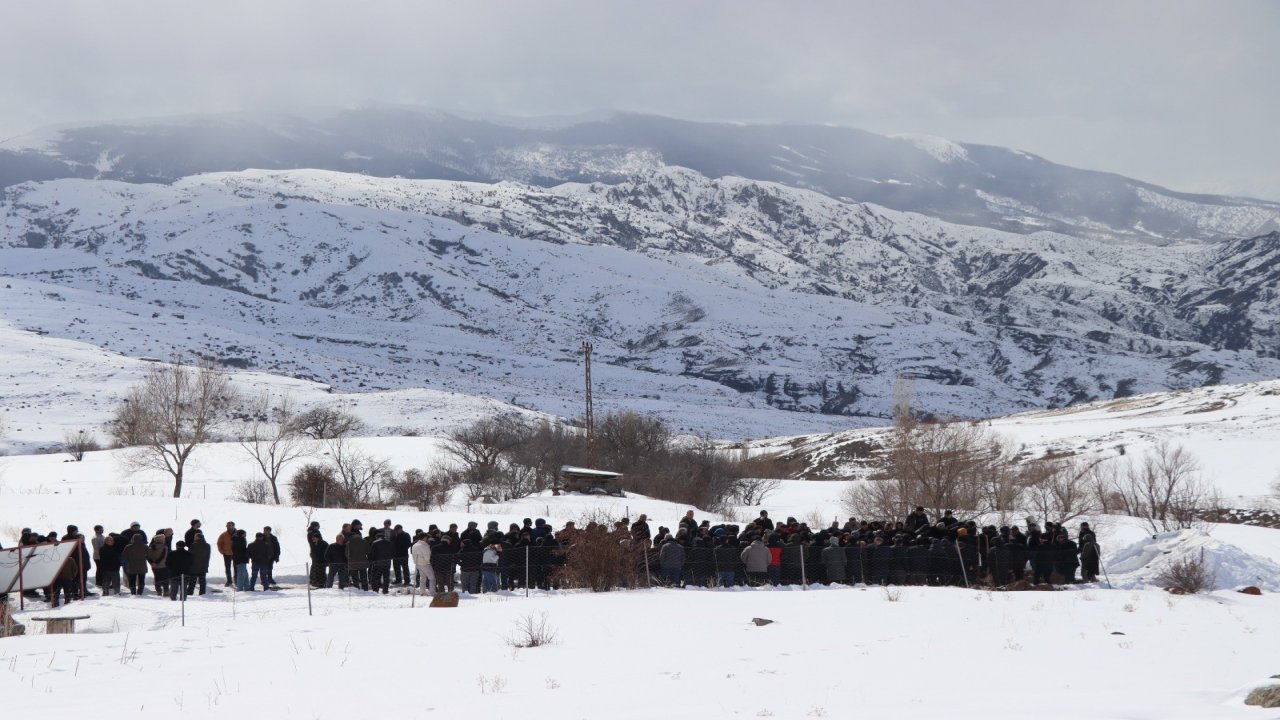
[411, 533, 435, 594]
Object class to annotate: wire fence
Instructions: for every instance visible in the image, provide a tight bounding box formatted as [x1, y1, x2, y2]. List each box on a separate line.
[5, 540, 1108, 636]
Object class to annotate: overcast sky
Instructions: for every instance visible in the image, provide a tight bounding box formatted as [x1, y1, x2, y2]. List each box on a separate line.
[4, 1, 1277, 199]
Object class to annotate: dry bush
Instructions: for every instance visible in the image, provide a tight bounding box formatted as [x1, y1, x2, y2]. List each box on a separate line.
[64, 429, 101, 462]
[1156, 549, 1215, 594]
[232, 478, 273, 505]
[387, 464, 459, 510]
[553, 510, 644, 592]
[289, 463, 338, 506]
[507, 611, 558, 648]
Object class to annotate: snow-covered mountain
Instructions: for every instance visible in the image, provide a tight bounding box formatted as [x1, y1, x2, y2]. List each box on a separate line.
[2, 166, 1278, 438]
[3, 108, 1279, 242]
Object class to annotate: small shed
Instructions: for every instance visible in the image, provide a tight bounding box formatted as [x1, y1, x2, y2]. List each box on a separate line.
[558, 466, 625, 497]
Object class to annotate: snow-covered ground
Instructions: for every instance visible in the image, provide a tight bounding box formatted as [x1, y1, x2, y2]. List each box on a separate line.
[4, 374, 1280, 716]
[2, 554, 1276, 718]
[3, 436, 1280, 716]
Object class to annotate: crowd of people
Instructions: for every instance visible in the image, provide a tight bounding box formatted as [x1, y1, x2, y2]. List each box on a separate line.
[2, 507, 1103, 607]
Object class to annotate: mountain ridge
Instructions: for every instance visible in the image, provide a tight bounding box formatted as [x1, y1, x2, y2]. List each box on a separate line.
[3, 108, 1278, 243]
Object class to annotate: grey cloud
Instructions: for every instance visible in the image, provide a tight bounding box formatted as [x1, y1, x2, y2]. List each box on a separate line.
[2, 0, 1277, 199]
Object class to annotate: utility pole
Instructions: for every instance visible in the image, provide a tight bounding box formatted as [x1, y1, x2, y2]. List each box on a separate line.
[582, 340, 595, 467]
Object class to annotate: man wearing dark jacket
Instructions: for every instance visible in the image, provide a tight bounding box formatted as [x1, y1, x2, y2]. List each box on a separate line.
[122, 534, 149, 595]
[346, 530, 370, 591]
[262, 527, 281, 587]
[391, 525, 412, 586]
[189, 532, 212, 595]
[98, 534, 123, 596]
[309, 533, 330, 588]
[167, 541, 193, 600]
[148, 531, 171, 596]
[248, 533, 272, 591]
[232, 530, 250, 591]
[369, 530, 395, 594]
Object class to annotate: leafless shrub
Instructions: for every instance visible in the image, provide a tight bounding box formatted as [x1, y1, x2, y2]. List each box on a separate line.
[289, 463, 338, 506]
[553, 509, 644, 592]
[64, 429, 101, 462]
[507, 611, 558, 648]
[231, 478, 273, 505]
[387, 464, 459, 510]
[1156, 549, 1216, 594]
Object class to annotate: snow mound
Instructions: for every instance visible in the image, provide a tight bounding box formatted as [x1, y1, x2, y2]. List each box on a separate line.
[1107, 528, 1280, 591]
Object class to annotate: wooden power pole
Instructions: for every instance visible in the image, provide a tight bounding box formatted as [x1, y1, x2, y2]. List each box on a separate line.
[582, 340, 595, 466]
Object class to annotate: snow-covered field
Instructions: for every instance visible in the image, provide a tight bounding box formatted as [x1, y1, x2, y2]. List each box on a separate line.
[3, 374, 1280, 716]
[2, 582, 1278, 719]
[4, 441, 1280, 718]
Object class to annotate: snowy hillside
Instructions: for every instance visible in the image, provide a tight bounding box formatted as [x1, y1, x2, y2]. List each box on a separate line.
[759, 379, 1280, 504]
[3, 168, 1279, 438]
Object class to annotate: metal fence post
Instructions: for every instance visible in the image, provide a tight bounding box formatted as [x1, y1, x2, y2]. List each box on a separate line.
[956, 544, 970, 589]
[525, 546, 530, 598]
[180, 573, 186, 627]
[800, 545, 808, 590]
[306, 563, 313, 617]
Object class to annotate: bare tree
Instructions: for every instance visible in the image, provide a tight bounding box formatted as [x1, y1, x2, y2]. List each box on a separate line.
[444, 415, 528, 500]
[1020, 455, 1103, 525]
[64, 428, 101, 462]
[240, 392, 311, 504]
[1111, 443, 1218, 533]
[842, 420, 1008, 522]
[112, 356, 237, 498]
[326, 437, 392, 507]
[597, 411, 670, 472]
[731, 476, 783, 506]
[286, 405, 366, 440]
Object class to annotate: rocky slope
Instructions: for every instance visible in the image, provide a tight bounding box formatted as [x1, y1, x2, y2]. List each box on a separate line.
[2, 168, 1278, 437]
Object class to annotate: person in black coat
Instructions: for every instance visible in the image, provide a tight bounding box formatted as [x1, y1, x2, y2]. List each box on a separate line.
[1053, 533, 1080, 583]
[167, 541, 193, 600]
[262, 527, 281, 587]
[325, 534, 350, 589]
[232, 530, 250, 591]
[431, 535, 458, 592]
[368, 531, 396, 594]
[248, 533, 272, 591]
[391, 526, 412, 586]
[188, 533, 211, 595]
[98, 534, 123, 596]
[1078, 523, 1100, 582]
[346, 530, 370, 591]
[309, 533, 329, 588]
